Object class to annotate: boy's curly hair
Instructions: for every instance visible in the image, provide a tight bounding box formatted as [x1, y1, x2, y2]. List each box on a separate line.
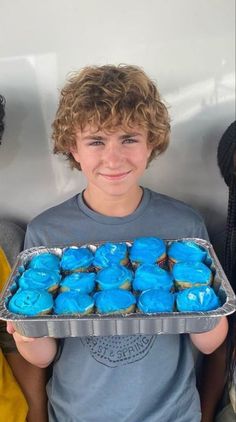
[52, 64, 170, 170]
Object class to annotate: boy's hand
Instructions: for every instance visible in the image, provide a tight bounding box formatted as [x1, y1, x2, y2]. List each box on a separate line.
[7, 321, 36, 343]
[7, 321, 58, 367]
[190, 316, 228, 354]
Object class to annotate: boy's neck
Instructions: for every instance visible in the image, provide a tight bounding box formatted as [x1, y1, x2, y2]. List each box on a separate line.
[83, 186, 144, 217]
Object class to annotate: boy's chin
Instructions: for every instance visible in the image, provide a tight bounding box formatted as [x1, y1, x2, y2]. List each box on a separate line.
[101, 185, 142, 199]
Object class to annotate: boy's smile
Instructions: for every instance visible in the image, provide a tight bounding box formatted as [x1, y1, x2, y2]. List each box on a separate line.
[70, 125, 152, 215]
[98, 170, 132, 181]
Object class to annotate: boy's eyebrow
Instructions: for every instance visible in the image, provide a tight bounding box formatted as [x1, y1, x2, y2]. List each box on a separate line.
[82, 132, 143, 141]
[82, 135, 104, 140]
[120, 132, 143, 139]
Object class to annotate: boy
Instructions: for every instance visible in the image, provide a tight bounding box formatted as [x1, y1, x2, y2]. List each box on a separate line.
[8, 65, 228, 422]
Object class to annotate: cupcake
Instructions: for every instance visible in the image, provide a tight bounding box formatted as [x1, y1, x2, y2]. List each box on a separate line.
[18, 268, 61, 294]
[93, 242, 129, 269]
[54, 291, 94, 315]
[176, 285, 220, 312]
[8, 288, 53, 316]
[172, 261, 212, 290]
[168, 240, 207, 268]
[137, 289, 175, 313]
[60, 246, 94, 273]
[28, 252, 61, 272]
[94, 289, 136, 314]
[59, 272, 96, 294]
[129, 237, 166, 268]
[95, 264, 133, 290]
[133, 264, 173, 292]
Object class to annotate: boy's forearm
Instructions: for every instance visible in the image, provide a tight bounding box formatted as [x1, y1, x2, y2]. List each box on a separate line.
[190, 316, 228, 354]
[12, 331, 57, 368]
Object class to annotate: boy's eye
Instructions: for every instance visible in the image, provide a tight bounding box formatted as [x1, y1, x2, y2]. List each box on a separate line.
[89, 140, 104, 146]
[122, 138, 138, 144]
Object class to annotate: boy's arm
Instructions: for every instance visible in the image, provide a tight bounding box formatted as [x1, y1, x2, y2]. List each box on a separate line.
[7, 321, 57, 368]
[190, 316, 228, 354]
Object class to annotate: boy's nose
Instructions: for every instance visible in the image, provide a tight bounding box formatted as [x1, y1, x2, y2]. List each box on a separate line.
[103, 144, 123, 166]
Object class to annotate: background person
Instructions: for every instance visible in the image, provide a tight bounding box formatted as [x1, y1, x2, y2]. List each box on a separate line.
[200, 121, 236, 422]
[0, 94, 48, 422]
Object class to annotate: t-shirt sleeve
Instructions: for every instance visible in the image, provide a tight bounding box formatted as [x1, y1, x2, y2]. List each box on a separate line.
[193, 217, 209, 241]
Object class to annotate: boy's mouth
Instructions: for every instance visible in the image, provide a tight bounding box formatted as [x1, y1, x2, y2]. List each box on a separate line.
[99, 171, 132, 181]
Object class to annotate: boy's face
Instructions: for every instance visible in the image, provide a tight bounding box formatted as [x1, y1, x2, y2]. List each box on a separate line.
[71, 125, 152, 199]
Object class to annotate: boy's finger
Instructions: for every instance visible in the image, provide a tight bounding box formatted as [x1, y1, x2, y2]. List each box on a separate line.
[7, 321, 35, 342]
[13, 331, 36, 343]
[6, 321, 15, 334]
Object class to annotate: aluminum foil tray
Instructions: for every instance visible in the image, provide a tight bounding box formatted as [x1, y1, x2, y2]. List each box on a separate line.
[0, 238, 235, 337]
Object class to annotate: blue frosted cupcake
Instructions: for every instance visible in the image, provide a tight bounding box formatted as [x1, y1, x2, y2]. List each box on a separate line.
[54, 291, 94, 315]
[59, 272, 96, 294]
[60, 246, 94, 273]
[133, 264, 173, 292]
[28, 252, 61, 272]
[168, 240, 207, 268]
[137, 289, 175, 313]
[8, 288, 53, 316]
[94, 289, 136, 314]
[176, 285, 220, 312]
[96, 264, 133, 290]
[93, 242, 128, 269]
[18, 268, 61, 294]
[172, 261, 212, 290]
[129, 237, 166, 268]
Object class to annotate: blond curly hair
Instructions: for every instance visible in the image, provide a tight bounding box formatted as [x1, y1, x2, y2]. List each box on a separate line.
[52, 64, 170, 170]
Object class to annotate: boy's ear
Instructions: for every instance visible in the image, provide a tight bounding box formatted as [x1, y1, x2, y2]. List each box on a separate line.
[69, 145, 77, 153]
[147, 144, 153, 158]
[70, 146, 80, 162]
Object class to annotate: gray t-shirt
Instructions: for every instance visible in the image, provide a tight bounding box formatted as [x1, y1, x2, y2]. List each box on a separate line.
[25, 188, 208, 422]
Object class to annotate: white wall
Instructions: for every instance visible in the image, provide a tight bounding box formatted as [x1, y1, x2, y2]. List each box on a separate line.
[0, 0, 235, 256]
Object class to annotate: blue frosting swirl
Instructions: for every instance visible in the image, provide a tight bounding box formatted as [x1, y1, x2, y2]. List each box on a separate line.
[8, 288, 53, 316]
[18, 269, 61, 291]
[96, 264, 133, 290]
[29, 253, 60, 271]
[172, 261, 212, 285]
[60, 247, 94, 271]
[133, 264, 173, 291]
[93, 242, 128, 268]
[137, 289, 175, 313]
[54, 291, 94, 314]
[60, 272, 96, 294]
[94, 289, 136, 314]
[176, 286, 220, 312]
[129, 237, 166, 264]
[168, 241, 207, 263]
